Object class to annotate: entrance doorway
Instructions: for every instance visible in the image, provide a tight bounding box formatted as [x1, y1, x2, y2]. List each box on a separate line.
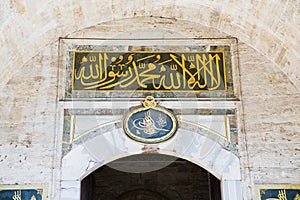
[81, 154, 221, 200]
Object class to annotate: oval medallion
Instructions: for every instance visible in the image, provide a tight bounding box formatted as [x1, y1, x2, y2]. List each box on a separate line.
[123, 96, 178, 144]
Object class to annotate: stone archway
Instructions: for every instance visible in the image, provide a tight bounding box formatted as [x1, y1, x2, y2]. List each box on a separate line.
[58, 17, 244, 200]
[60, 127, 242, 200]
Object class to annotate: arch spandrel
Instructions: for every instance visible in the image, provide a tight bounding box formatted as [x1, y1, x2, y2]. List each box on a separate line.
[0, 1, 299, 91]
[61, 127, 241, 181]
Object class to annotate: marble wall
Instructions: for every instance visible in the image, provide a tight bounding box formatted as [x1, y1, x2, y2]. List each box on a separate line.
[0, 2, 299, 199]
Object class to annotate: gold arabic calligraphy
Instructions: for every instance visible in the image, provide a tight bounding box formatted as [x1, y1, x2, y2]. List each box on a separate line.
[133, 110, 169, 135]
[72, 51, 226, 91]
[265, 190, 300, 200]
[12, 191, 21, 200]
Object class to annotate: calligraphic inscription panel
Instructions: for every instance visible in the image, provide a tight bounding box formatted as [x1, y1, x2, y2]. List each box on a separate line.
[125, 108, 177, 144]
[0, 189, 44, 200]
[260, 189, 300, 200]
[65, 45, 234, 99]
[255, 185, 300, 200]
[73, 51, 226, 91]
[123, 96, 178, 144]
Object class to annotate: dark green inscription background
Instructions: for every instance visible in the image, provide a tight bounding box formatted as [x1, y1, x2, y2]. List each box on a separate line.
[72, 51, 226, 92]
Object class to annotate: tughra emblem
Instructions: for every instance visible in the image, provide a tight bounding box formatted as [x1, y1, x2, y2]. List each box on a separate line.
[123, 96, 178, 144]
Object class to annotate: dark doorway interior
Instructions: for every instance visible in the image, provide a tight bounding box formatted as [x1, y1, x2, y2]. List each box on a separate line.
[81, 154, 221, 200]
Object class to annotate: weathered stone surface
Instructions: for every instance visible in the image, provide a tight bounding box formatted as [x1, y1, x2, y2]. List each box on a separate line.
[0, 2, 299, 199]
[0, 1, 299, 90]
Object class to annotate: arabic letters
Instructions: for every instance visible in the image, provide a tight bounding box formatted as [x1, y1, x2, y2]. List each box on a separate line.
[12, 191, 21, 200]
[261, 189, 300, 200]
[123, 96, 178, 144]
[72, 51, 226, 92]
[133, 110, 170, 135]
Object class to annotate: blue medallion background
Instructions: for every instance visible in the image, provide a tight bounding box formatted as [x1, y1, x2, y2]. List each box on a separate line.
[127, 108, 175, 142]
[0, 189, 42, 200]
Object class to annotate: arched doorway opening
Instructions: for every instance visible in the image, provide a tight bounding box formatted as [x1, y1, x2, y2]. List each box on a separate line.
[60, 127, 242, 200]
[80, 154, 221, 200]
